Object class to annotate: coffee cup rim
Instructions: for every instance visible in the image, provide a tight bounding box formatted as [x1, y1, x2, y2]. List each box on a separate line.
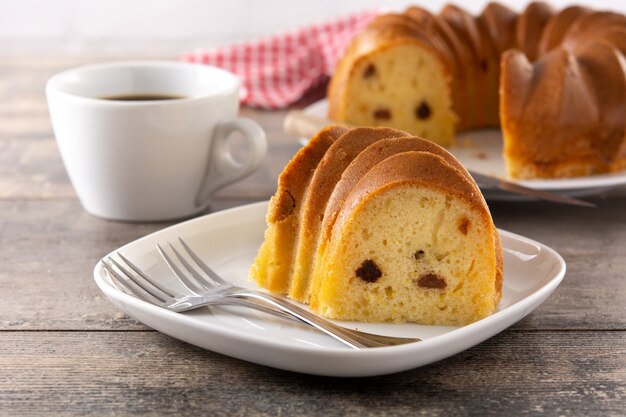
[46, 60, 241, 106]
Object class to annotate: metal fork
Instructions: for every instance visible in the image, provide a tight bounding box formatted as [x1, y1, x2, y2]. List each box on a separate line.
[102, 237, 420, 349]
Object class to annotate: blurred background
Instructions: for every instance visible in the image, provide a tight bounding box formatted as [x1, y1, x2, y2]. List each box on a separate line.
[1, 0, 625, 58]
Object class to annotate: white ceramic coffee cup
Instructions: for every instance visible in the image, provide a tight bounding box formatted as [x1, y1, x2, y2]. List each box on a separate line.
[46, 61, 267, 221]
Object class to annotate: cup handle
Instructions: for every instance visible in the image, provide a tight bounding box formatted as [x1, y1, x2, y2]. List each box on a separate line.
[195, 117, 267, 208]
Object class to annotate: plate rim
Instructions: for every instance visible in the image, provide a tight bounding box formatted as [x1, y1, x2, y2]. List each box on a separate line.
[94, 201, 566, 374]
[304, 98, 626, 191]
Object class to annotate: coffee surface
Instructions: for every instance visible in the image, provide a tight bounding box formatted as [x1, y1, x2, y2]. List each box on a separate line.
[100, 94, 187, 101]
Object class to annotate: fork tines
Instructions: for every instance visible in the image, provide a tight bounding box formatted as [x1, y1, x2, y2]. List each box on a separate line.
[102, 255, 171, 306]
[156, 238, 227, 294]
[103, 237, 227, 306]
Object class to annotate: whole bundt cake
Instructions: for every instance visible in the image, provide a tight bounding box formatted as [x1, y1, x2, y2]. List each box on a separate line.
[250, 127, 503, 325]
[328, 2, 626, 179]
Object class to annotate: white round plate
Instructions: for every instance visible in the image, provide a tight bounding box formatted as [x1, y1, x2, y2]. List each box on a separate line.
[304, 99, 626, 200]
[94, 201, 566, 377]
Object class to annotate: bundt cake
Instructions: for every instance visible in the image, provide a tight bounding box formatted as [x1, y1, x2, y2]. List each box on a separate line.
[250, 127, 503, 325]
[328, 2, 626, 179]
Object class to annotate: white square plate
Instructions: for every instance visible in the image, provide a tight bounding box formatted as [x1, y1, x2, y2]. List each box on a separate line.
[94, 201, 566, 377]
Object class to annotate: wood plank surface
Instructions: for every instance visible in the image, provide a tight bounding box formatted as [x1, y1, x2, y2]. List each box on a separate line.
[0, 199, 258, 331]
[1, 197, 624, 331]
[1, 331, 624, 416]
[1, 57, 625, 416]
[488, 198, 626, 330]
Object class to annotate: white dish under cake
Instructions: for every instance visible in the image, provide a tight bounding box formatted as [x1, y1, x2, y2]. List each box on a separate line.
[94, 201, 566, 377]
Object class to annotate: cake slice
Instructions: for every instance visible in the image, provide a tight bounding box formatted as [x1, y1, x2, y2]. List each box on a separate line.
[249, 125, 348, 292]
[288, 127, 410, 302]
[309, 151, 502, 325]
[310, 136, 494, 301]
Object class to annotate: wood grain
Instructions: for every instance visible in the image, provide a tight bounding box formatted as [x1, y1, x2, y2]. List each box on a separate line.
[2, 57, 626, 416]
[1, 197, 624, 331]
[0, 331, 624, 416]
[0, 199, 259, 331]
[488, 198, 626, 330]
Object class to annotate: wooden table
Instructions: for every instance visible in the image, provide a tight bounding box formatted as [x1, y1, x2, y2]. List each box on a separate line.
[1, 58, 625, 416]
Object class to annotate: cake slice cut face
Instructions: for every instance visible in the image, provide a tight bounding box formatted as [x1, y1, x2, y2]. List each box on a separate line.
[309, 136, 496, 310]
[328, 25, 458, 147]
[309, 151, 502, 325]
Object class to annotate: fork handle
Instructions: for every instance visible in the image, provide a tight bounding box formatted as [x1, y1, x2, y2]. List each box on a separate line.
[225, 290, 419, 349]
[202, 296, 298, 321]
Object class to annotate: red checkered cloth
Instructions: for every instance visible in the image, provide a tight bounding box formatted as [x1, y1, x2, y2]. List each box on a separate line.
[181, 11, 379, 109]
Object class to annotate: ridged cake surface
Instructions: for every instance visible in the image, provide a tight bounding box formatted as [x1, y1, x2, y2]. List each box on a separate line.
[249, 125, 348, 293]
[328, 2, 626, 178]
[251, 127, 502, 325]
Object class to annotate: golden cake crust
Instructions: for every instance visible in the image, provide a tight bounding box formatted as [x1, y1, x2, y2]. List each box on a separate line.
[269, 125, 348, 220]
[538, 6, 591, 54]
[321, 136, 480, 243]
[249, 125, 348, 292]
[516, 2, 555, 61]
[289, 127, 410, 301]
[332, 151, 493, 257]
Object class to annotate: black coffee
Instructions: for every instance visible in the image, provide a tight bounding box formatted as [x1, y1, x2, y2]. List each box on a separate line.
[100, 94, 187, 101]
